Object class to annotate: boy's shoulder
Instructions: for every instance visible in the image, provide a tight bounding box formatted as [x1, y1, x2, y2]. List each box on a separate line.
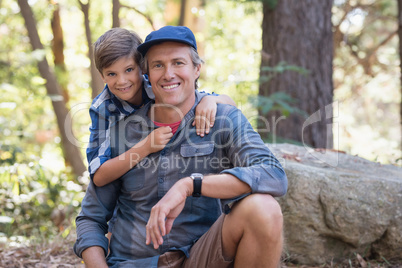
[91, 85, 112, 110]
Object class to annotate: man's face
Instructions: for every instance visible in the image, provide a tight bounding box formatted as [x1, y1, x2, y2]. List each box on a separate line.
[101, 56, 143, 105]
[147, 42, 201, 114]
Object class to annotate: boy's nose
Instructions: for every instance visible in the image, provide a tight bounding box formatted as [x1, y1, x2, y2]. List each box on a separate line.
[117, 75, 127, 84]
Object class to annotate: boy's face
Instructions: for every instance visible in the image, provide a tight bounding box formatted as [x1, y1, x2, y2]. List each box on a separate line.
[101, 56, 143, 105]
[147, 42, 201, 114]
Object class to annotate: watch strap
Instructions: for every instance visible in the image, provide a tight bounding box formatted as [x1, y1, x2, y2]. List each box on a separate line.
[192, 177, 202, 197]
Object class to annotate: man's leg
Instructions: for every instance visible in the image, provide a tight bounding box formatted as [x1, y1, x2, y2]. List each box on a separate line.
[222, 194, 284, 268]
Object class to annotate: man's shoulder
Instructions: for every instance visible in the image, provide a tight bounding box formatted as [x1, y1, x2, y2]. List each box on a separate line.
[216, 103, 241, 116]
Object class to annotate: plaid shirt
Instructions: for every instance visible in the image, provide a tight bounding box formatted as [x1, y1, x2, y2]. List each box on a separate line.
[86, 75, 154, 179]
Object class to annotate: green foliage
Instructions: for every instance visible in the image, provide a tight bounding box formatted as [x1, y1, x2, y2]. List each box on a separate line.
[229, 0, 278, 9]
[249, 92, 307, 118]
[0, 148, 85, 239]
[260, 61, 310, 84]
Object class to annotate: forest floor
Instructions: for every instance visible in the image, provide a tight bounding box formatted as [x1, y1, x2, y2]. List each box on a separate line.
[0, 234, 400, 268]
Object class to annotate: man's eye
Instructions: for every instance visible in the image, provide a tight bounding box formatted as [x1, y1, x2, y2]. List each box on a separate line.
[153, 64, 162, 68]
[175, 61, 184, 65]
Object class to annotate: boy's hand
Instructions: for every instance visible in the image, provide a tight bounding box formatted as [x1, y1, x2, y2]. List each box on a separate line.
[192, 96, 217, 137]
[147, 127, 173, 153]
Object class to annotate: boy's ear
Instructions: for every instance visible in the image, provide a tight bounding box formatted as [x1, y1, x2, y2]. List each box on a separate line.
[99, 72, 106, 82]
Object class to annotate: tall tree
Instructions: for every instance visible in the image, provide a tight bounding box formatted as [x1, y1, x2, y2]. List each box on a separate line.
[16, 0, 86, 177]
[259, 0, 334, 148]
[78, 0, 104, 100]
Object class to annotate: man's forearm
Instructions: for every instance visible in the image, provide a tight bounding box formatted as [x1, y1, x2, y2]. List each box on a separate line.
[82, 246, 108, 268]
[181, 173, 251, 199]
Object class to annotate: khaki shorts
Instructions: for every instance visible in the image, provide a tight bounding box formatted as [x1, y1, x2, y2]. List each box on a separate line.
[158, 214, 233, 268]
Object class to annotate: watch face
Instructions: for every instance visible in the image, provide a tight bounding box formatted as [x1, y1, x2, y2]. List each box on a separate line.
[191, 173, 203, 180]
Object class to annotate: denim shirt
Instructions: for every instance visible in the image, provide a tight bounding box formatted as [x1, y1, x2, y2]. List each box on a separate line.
[74, 91, 287, 267]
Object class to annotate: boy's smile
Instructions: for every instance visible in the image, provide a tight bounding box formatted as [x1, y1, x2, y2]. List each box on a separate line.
[101, 56, 143, 105]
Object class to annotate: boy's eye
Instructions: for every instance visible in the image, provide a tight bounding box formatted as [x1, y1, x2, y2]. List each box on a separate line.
[107, 73, 116, 77]
[126, 68, 133, 72]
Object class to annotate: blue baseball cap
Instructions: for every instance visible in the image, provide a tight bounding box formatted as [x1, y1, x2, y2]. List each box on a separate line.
[137, 26, 197, 57]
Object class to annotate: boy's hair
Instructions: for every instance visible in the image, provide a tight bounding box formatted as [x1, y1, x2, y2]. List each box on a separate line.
[94, 28, 143, 74]
[141, 46, 204, 89]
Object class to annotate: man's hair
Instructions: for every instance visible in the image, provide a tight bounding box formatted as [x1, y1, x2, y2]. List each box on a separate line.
[140, 46, 204, 89]
[93, 28, 143, 74]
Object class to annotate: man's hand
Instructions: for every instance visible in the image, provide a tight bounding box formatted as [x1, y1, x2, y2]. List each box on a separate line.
[192, 96, 217, 137]
[145, 177, 192, 249]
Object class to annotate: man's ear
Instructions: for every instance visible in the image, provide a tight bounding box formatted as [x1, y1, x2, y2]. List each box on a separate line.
[195, 64, 201, 78]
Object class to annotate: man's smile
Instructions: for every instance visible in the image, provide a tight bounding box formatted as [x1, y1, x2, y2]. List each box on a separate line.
[162, 83, 180, 91]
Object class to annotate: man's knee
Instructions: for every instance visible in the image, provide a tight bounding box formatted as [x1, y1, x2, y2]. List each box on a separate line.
[233, 194, 283, 232]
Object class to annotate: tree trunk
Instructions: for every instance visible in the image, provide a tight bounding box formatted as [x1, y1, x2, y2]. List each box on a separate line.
[398, 0, 402, 152]
[17, 0, 86, 177]
[78, 0, 104, 100]
[259, 0, 334, 148]
[50, 2, 69, 104]
[112, 0, 120, 28]
[178, 0, 187, 26]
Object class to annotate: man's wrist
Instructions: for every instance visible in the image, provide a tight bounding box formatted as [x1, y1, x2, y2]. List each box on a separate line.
[190, 173, 203, 197]
[179, 177, 193, 197]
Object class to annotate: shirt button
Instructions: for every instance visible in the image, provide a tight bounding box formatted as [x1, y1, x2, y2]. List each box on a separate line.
[108, 104, 116, 111]
[158, 178, 164, 183]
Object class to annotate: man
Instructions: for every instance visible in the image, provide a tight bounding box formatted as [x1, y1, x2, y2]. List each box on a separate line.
[74, 26, 288, 268]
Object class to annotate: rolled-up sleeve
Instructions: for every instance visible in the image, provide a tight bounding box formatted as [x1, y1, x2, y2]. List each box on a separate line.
[74, 179, 120, 258]
[219, 107, 288, 210]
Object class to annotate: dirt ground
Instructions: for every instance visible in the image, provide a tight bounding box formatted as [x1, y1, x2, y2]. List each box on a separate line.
[0, 237, 400, 268]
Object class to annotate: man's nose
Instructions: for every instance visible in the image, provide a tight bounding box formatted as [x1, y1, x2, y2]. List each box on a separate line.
[163, 66, 174, 80]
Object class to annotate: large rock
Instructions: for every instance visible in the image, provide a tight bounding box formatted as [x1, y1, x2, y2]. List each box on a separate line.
[268, 143, 402, 264]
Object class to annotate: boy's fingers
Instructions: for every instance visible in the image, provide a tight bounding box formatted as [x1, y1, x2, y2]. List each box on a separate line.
[210, 113, 216, 127]
[199, 116, 206, 137]
[205, 110, 213, 134]
[195, 116, 201, 135]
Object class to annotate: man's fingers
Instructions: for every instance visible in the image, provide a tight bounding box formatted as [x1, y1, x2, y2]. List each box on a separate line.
[158, 213, 166, 237]
[165, 218, 174, 235]
[147, 206, 166, 249]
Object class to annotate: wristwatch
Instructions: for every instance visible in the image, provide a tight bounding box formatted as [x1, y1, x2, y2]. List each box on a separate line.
[190, 173, 203, 197]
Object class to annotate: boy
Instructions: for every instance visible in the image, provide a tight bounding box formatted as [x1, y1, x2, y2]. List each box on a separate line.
[88, 28, 236, 187]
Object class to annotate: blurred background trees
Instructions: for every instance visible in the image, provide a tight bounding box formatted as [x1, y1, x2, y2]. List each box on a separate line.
[0, 0, 400, 245]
